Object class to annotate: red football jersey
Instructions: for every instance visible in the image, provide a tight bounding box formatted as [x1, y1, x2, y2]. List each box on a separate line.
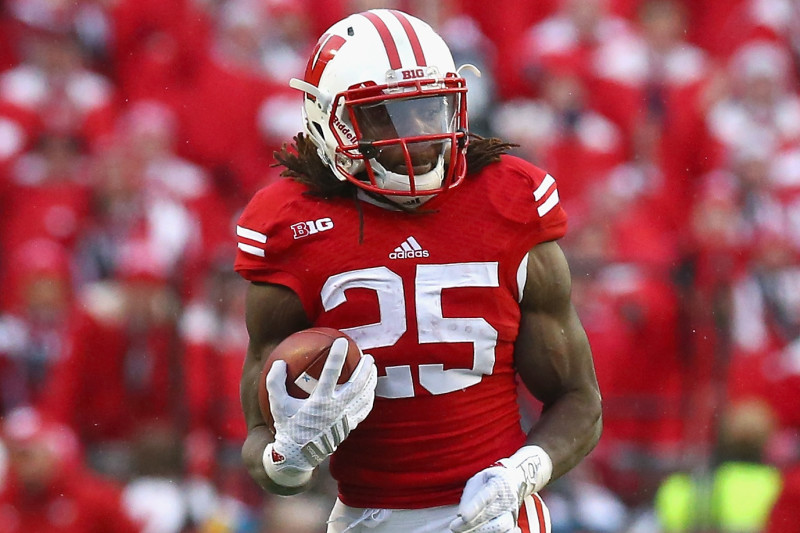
[235, 155, 567, 509]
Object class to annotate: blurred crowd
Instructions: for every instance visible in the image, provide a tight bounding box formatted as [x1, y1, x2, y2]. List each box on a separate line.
[0, 0, 799, 531]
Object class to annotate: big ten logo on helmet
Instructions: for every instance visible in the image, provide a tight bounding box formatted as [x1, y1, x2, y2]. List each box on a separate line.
[401, 68, 426, 80]
[291, 218, 334, 239]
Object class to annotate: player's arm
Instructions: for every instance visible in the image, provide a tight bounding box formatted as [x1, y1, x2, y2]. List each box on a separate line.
[451, 240, 601, 532]
[514, 239, 602, 477]
[241, 281, 378, 496]
[241, 281, 311, 495]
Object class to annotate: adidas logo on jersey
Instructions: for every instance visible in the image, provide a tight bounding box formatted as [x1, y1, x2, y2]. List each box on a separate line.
[389, 236, 429, 259]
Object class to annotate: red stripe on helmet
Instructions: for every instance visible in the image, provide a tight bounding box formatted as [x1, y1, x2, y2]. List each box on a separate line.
[390, 10, 427, 66]
[362, 12, 402, 70]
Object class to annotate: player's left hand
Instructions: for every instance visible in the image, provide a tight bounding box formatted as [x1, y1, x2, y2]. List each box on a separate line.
[449, 464, 523, 533]
[451, 445, 552, 533]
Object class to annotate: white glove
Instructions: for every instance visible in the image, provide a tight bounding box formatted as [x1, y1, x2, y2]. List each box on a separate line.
[450, 446, 552, 533]
[262, 337, 377, 487]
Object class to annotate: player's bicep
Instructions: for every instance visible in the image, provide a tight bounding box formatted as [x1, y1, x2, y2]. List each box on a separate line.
[245, 282, 310, 357]
[514, 241, 597, 407]
[242, 282, 310, 428]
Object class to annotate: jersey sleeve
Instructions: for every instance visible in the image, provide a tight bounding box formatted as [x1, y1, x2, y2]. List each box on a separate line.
[485, 156, 569, 302]
[233, 183, 310, 305]
[492, 155, 568, 244]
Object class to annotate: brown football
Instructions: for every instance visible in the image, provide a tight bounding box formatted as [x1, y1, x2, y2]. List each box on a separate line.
[258, 327, 361, 429]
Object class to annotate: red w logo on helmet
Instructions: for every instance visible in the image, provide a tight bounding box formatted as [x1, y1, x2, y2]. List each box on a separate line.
[303, 34, 347, 101]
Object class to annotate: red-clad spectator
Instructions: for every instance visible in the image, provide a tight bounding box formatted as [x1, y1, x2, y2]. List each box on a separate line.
[707, 40, 800, 166]
[456, 0, 557, 99]
[515, 0, 635, 98]
[592, 266, 684, 448]
[591, 0, 716, 215]
[72, 101, 233, 294]
[114, 100, 234, 287]
[0, 133, 91, 301]
[0, 29, 117, 148]
[591, 0, 710, 130]
[687, 0, 799, 60]
[181, 258, 248, 454]
[0, 407, 142, 533]
[39, 262, 183, 478]
[489, 59, 625, 215]
[1, 133, 90, 248]
[562, 214, 687, 505]
[0, 240, 73, 411]
[109, 0, 211, 107]
[176, 1, 292, 199]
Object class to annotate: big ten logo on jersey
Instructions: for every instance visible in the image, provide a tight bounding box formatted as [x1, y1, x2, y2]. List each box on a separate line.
[291, 218, 334, 239]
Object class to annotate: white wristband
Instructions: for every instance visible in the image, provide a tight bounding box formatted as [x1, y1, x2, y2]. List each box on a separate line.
[498, 445, 553, 498]
[262, 443, 314, 488]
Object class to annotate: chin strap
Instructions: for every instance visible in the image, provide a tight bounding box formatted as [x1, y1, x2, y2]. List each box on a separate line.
[370, 153, 445, 191]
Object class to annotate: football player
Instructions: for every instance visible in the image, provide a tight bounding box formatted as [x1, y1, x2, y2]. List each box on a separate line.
[235, 9, 602, 533]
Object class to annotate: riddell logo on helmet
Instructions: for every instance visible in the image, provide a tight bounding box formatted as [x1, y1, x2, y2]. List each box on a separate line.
[332, 115, 356, 144]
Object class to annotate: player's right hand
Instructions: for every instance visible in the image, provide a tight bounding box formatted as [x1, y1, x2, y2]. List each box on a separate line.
[262, 337, 377, 487]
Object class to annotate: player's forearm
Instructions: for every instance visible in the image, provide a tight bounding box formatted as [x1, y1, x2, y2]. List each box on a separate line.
[525, 387, 602, 480]
[241, 349, 269, 429]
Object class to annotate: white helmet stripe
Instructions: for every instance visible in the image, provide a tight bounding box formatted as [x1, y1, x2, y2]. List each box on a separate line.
[361, 11, 402, 69]
[389, 10, 427, 66]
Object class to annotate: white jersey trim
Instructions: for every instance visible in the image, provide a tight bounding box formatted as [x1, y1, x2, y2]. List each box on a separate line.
[537, 189, 559, 217]
[516, 253, 529, 304]
[238, 242, 265, 257]
[237, 225, 267, 243]
[533, 174, 556, 201]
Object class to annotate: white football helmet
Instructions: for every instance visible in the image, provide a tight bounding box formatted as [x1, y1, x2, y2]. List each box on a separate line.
[289, 9, 470, 206]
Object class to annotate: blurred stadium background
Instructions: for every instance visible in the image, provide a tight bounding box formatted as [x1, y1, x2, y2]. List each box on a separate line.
[0, 0, 799, 531]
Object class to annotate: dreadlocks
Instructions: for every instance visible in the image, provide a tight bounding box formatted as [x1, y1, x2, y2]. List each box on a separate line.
[273, 133, 518, 199]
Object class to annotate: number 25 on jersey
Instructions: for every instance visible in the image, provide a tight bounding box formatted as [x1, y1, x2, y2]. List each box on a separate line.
[320, 262, 499, 399]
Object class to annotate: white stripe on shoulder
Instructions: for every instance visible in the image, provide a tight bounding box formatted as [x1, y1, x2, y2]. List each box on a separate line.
[537, 189, 559, 217]
[533, 174, 556, 201]
[237, 225, 267, 243]
[516, 253, 529, 304]
[238, 242, 265, 257]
